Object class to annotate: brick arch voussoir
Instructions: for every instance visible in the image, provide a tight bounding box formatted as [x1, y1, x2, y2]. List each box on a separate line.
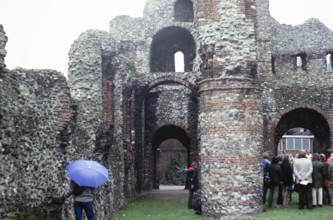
[149, 120, 191, 150]
[136, 75, 198, 105]
[270, 104, 333, 149]
[151, 23, 196, 42]
[147, 76, 196, 92]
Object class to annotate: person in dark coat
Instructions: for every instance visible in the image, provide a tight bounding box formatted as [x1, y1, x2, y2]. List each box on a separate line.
[268, 156, 282, 208]
[185, 161, 199, 209]
[262, 152, 271, 205]
[280, 155, 294, 207]
[320, 153, 330, 205]
[312, 153, 325, 207]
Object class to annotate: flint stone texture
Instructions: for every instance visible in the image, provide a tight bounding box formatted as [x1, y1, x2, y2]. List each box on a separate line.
[0, 68, 70, 219]
[1, 0, 333, 219]
[0, 24, 7, 72]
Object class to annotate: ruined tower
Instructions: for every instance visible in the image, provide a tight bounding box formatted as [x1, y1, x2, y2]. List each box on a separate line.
[194, 0, 266, 216]
[2, 0, 333, 219]
[99, 0, 266, 217]
[68, 0, 267, 217]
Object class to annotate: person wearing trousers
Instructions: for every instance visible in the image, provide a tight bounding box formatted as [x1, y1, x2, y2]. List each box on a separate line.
[185, 161, 200, 209]
[294, 150, 313, 209]
[268, 156, 282, 208]
[312, 153, 324, 207]
[280, 155, 294, 207]
[320, 153, 330, 205]
[64, 180, 95, 220]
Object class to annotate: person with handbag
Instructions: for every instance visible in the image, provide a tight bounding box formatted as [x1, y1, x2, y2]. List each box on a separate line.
[63, 179, 96, 220]
[185, 161, 200, 209]
[294, 150, 313, 209]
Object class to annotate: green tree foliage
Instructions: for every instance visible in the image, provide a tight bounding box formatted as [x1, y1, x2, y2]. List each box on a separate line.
[164, 157, 187, 185]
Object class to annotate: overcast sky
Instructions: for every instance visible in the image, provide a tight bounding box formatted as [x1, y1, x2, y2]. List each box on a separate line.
[1, 0, 332, 75]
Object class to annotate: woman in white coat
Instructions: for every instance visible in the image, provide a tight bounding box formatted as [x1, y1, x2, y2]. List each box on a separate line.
[293, 150, 313, 209]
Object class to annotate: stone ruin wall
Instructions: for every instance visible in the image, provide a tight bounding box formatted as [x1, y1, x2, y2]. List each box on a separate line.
[0, 25, 7, 73]
[1, 0, 266, 218]
[263, 18, 333, 153]
[0, 27, 129, 219]
[195, 0, 264, 217]
[0, 66, 71, 218]
[2, 0, 333, 219]
[67, 29, 138, 218]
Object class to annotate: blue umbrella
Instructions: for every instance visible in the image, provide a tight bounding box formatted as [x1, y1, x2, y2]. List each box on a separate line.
[68, 160, 109, 188]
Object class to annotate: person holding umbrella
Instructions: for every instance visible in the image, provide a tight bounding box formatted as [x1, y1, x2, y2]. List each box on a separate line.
[64, 179, 95, 220]
[63, 160, 110, 220]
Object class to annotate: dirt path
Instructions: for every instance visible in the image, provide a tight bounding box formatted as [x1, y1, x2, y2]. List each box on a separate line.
[137, 185, 271, 220]
[138, 185, 188, 200]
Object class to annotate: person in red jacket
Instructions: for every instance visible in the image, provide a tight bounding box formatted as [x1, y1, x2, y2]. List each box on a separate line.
[185, 161, 199, 209]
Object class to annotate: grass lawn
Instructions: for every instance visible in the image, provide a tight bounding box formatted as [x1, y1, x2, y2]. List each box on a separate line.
[110, 192, 333, 220]
[110, 196, 207, 220]
[255, 193, 333, 220]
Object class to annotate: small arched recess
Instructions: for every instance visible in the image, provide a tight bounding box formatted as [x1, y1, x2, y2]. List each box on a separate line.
[150, 27, 196, 72]
[174, 0, 194, 22]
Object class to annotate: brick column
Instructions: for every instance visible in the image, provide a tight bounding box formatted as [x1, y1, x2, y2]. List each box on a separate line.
[198, 77, 263, 217]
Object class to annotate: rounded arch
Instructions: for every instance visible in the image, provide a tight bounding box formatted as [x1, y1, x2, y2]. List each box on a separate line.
[132, 75, 199, 190]
[151, 124, 191, 188]
[273, 107, 331, 153]
[150, 26, 196, 72]
[147, 76, 197, 94]
[151, 124, 191, 151]
[135, 75, 199, 106]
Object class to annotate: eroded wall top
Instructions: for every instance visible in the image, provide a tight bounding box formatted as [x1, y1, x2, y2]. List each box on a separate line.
[0, 24, 7, 72]
[271, 18, 333, 55]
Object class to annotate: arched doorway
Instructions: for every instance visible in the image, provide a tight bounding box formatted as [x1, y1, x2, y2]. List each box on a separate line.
[135, 78, 199, 191]
[152, 125, 190, 188]
[274, 108, 331, 155]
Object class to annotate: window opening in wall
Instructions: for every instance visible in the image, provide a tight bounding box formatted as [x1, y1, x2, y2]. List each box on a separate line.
[285, 136, 312, 151]
[277, 127, 314, 155]
[174, 0, 194, 22]
[296, 56, 303, 68]
[150, 27, 195, 72]
[296, 53, 306, 70]
[326, 53, 332, 71]
[174, 51, 185, 72]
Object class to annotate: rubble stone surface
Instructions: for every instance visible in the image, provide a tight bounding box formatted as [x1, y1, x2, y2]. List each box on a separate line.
[1, 0, 333, 219]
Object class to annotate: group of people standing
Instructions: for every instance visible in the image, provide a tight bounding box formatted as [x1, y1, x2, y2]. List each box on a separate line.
[263, 149, 333, 210]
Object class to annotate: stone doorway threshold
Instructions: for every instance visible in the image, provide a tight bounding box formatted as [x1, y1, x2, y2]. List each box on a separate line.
[139, 185, 188, 200]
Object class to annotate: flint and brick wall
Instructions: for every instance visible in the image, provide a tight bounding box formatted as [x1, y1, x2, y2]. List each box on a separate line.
[0, 68, 71, 219]
[262, 18, 333, 152]
[198, 78, 263, 217]
[196, 0, 263, 216]
[2, 0, 333, 219]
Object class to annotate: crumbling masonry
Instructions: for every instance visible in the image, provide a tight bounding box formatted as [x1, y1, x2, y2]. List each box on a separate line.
[1, 0, 333, 219]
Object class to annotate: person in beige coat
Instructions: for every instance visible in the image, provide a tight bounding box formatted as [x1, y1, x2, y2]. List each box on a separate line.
[293, 150, 313, 209]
